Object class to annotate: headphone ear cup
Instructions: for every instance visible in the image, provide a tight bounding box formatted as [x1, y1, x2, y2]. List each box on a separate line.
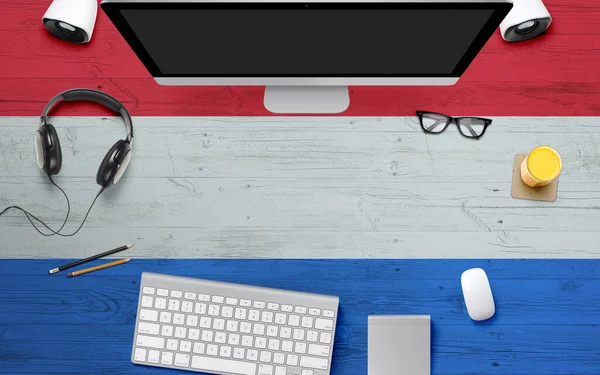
[97, 140, 128, 188]
[36, 124, 62, 176]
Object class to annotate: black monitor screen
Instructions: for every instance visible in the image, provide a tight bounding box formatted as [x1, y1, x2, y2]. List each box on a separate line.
[103, 3, 512, 77]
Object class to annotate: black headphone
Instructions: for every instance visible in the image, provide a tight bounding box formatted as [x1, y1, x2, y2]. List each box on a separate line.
[35, 88, 134, 188]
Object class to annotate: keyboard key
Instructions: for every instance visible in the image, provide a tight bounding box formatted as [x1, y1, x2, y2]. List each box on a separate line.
[309, 308, 320, 316]
[241, 335, 253, 347]
[193, 342, 205, 354]
[148, 349, 160, 363]
[186, 315, 198, 327]
[160, 311, 172, 323]
[233, 347, 245, 359]
[184, 292, 196, 300]
[208, 305, 220, 316]
[255, 337, 267, 349]
[154, 297, 166, 310]
[319, 332, 332, 344]
[175, 326, 187, 338]
[222, 306, 234, 318]
[306, 330, 318, 342]
[260, 351, 272, 363]
[202, 330, 214, 342]
[167, 339, 178, 351]
[174, 353, 190, 367]
[280, 327, 292, 339]
[268, 339, 280, 351]
[253, 324, 265, 335]
[302, 317, 314, 328]
[134, 348, 146, 361]
[173, 313, 185, 325]
[286, 354, 298, 366]
[156, 288, 168, 296]
[141, 296, 153, 308]
[212, 296, 225, 304]
[261, 311, 274, 323]
[226, 297, 238, 305]
[288, 315, 300, 326]
[300, 355, 328, 370]
[161, 325, 173, 337]
[228, 334, 240, 346]
[136, 335, 165, 349]
[226, 320, 239, 332]
[275, 366, 287, 375]
[293, 329, 305, 341]
[213, 318, 225, 330]
[198, 294, 210, 302]
[281, 340, 293, 352]
[248, 310, 260, 321]
[274, 313, 287, 325]
[267, 303, 279, 311]
[273, 353, 285, 365]
[294, 342, 307, 354]
[281, 305, 293, 313]
[294, 306, 307, 314]
[254, 301, 266, 309]
[138, 322, 160, 335]
[168, 300, 180, 311]
[302, 370, 314, 375]
[235, 308, 247, 320]
[206, 344, 218, 356]
[215, 332, 227, 344]
[266, 325, 278, 337]
[180, 341, 192, 353]
[240, 322, 252, 333]
[258, 364, 273, 375]
[161, 351, 173, 365]
[188, 328, 200, 340]
[240, 299, 252, 307]
[191, 355, 257, 375]
[308, 344, 330, 357]
[195, 303, 207, 315]
[247, 349, 258, 361]
[314, 318, 333, 330]
[181, 301, 193, 313]
[200, 317, 212, 328]
[220, 345, 232, 358]
[143, 287, 155, 295]
[139, 309, 158, 322]
[323, 310, 335, 318]
[171, 290, 183, 298]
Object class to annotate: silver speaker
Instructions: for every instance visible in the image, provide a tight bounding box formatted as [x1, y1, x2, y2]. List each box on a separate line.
[500, 0, 552, 42]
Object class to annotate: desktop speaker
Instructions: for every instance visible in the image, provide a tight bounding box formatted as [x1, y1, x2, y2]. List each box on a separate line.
[500, 0, 552, 42]
[42, 0, 98, 44]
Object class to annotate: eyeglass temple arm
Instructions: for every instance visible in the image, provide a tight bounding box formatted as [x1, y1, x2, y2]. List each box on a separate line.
[426, 119, 447, 131]
[462, 122, 478, 137]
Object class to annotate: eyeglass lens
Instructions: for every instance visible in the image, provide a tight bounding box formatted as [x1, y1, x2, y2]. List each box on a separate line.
[420, 112, 449, 133]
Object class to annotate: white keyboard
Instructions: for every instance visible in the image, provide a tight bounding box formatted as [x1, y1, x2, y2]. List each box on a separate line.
[132, 272, 339, 375]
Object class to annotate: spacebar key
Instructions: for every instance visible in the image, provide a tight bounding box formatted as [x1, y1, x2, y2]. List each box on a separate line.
[191, 355, 257, 375]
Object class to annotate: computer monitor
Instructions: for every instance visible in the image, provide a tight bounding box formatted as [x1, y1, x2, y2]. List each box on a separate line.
[101, 0, 513, 114]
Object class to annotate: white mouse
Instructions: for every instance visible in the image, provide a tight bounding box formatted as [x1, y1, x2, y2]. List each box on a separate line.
[461, 268, 495, 321]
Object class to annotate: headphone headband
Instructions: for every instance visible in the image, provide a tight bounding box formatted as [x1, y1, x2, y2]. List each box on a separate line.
[40, 88, 133, 142]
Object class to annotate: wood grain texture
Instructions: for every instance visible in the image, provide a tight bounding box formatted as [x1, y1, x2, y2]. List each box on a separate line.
[1, 259, 599, 374]
[1, 0, 600, 115]
[1, 116, 600, 258]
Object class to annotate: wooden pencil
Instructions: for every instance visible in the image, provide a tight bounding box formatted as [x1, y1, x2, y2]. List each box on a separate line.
[66, 258, 131, 278]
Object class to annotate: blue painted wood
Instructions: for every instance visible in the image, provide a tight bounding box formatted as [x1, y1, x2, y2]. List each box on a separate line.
[1, 259, 599, 375]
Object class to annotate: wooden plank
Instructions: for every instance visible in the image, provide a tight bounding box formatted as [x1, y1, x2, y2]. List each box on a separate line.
[1, 259, 599, 374]
[2, 116, 600, 258]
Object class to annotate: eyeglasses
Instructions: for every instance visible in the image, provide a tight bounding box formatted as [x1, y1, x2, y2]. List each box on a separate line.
[416, 111, 492, 139]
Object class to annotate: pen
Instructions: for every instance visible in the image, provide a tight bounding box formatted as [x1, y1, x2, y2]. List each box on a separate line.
[48, 244, 133, 274]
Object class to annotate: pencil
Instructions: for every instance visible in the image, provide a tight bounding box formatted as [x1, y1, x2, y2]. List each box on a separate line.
[66, 258, 132, 278]
[49, 244, 133, 274]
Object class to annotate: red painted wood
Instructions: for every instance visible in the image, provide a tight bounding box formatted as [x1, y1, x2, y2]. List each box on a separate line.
[1, 0, 599, 116]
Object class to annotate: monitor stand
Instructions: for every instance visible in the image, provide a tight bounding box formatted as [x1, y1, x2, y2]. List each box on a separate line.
[264, 86, 350, 114]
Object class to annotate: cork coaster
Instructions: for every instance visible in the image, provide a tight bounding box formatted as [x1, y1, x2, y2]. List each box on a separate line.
[511, 154, 558, 202]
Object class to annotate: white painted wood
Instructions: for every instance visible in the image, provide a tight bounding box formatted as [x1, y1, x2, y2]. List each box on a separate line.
[1, 116, 599, 258]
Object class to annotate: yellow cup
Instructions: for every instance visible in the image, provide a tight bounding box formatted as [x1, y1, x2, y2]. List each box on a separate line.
[520, 146, 562, 187]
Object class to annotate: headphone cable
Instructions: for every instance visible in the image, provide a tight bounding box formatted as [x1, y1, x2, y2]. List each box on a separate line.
[0, 177, 105, 237]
